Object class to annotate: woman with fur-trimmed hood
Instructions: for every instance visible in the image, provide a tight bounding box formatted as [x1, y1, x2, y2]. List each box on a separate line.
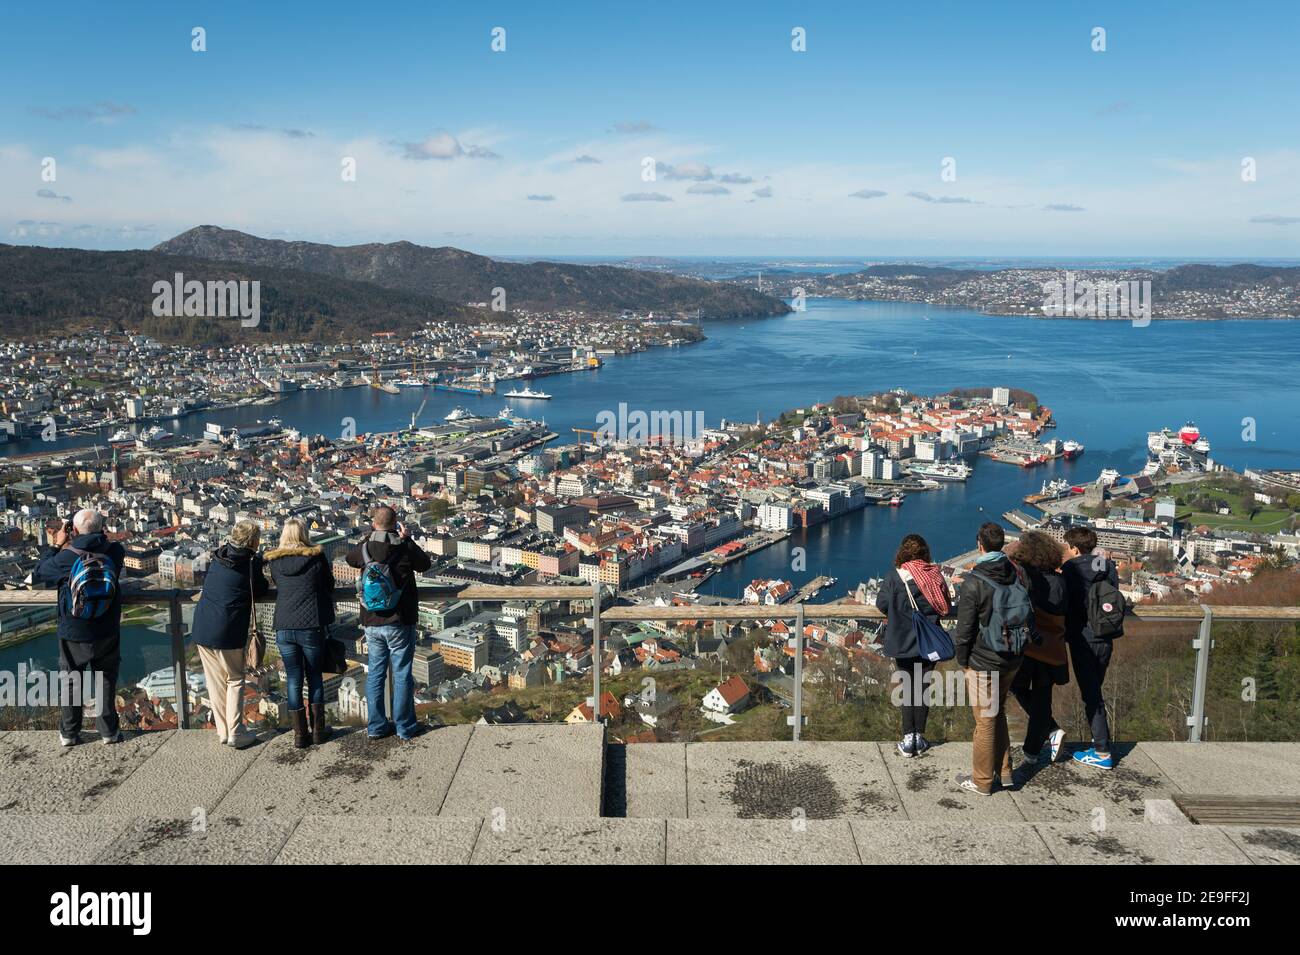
[266, 518, 336, 747]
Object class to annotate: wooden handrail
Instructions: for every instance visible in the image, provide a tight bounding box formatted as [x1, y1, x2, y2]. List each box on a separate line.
[1, 586, 1297, 623]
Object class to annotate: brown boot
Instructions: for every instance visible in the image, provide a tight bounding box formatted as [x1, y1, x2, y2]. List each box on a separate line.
[310, 702, 331, 745]
[292, 707, 310, 748]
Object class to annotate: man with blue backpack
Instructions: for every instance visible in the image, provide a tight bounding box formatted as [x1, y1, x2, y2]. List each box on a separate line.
[951, 522, 1034, 796]
[32, 509, 126, 747]
[345, 506, 431, 741]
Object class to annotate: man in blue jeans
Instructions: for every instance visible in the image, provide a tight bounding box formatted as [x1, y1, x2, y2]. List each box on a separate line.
[346, 506, 431, 741]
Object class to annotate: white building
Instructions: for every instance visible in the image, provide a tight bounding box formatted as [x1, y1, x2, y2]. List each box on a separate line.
[758, 501, 793, 531]
[701, 675, 751, 715]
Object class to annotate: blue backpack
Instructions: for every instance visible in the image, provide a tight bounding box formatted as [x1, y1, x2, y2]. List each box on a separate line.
[356, 541, 403, 613]
[63, 546, 119, 619]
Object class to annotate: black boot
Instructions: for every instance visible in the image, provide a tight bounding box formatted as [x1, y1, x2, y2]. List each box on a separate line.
[310, 702, 331, 745]
[292, 707, 310, 748]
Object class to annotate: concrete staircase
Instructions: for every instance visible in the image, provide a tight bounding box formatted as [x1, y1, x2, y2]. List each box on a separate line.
[1, 727, 1298, 864]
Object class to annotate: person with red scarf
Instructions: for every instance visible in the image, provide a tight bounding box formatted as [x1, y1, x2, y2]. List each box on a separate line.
[876, 534, 952, 757]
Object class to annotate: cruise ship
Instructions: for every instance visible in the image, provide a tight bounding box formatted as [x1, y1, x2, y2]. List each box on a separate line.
[503, 386, 552, 400]
[908, 461, 972, 482]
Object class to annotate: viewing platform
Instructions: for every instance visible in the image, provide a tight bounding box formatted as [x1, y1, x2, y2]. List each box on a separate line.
[2, 727, 1297, 865]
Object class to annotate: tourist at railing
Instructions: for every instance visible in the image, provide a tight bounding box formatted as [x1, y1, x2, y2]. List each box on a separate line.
[1061, 526, 1124, 770]
[346, 506, 431, 741]
[267, 518, 336, 748]
[875, 533, 951, 758]
[191, 519, 268, 749]
[1006, 531, 1069, 765]
[33, 509, 126, 747]
[951, 522, 1031, 796]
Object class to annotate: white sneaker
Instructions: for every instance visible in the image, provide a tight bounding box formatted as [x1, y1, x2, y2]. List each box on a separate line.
[226, 727, 257, 749]
[101, 731, 124, 745]
[59, 733, 79, 747]
[1047, 728, 1066, 762]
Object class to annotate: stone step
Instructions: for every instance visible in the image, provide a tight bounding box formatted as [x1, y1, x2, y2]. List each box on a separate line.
[0, 723, 606, 821]
[1, 814, 1293, 865]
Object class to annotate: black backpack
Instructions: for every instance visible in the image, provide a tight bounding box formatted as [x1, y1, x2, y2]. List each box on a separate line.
[1086, 574, 1126, 639]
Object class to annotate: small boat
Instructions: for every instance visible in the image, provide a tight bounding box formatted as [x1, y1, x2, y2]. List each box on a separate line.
[503, 386, 552, 400]
[888, 494, 904, 507]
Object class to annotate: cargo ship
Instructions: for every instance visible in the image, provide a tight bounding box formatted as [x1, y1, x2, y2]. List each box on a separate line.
[1146, 422, 1211, 474]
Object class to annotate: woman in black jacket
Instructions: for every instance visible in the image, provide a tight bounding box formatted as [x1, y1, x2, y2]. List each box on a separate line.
[265, 518, 336, 747]
[875, 534, 951, 758]
[192, 520, 267, 748]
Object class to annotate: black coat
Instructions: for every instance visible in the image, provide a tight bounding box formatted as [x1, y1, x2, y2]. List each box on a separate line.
[266, 545, 336, 632]
[952, 551, 1026, 673]
[32, 533, 127, 642]
[1061, 553, 1120, 641]
[345, 533, 431, 627]
[191, 544, 268, 650]
[875, 567, 948, 660]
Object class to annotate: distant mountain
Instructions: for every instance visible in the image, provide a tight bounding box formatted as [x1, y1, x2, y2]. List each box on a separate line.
[154, 226, 791, 319]
[0, 244, 482, 344]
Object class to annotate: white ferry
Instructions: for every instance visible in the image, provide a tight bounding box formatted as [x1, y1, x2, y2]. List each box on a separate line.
[444, 406, 472, 421]
[908, 461, 972, 482]
[503, 386, 552, 400]
[136, 426, 173, 446]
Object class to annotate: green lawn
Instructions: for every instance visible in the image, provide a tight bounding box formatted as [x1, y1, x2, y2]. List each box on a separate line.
[1184, 510, 1294, 532]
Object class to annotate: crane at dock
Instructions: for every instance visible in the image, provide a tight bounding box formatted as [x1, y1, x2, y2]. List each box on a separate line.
[410, 397, 428, 431]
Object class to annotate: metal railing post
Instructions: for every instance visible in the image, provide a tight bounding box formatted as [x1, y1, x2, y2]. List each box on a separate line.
[591, 580, 602, 721]
[790, 603, 804, 741]
[168, 592, 190, 729]
[1188, 603, 1213, 742]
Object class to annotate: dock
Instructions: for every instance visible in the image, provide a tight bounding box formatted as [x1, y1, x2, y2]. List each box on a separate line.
[1002, 509, 1042, 531]
[791, 575, 836, 603]
[707, 530, 789, 567]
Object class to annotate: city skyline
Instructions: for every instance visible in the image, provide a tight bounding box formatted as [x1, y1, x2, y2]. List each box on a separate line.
[2, 0, 1299, 257]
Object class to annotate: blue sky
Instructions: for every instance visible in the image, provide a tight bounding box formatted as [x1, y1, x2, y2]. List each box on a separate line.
[3, 0, 1298, 256]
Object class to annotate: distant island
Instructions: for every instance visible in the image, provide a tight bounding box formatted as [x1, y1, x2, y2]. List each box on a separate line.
[728, 263, 1300, 320]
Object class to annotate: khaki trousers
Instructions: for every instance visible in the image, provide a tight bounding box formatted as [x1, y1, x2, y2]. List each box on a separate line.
[965, 667, 1015, 794]
[198, 645, 246, 740]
